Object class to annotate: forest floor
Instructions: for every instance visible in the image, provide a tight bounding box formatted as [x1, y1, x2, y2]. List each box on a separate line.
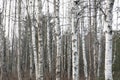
[0, 71, 85, 80]
[1, 71, 120, 80]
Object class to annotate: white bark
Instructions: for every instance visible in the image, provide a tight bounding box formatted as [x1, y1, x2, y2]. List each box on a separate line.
[81, 27, 88, 80]
[47, 0, 52, 73]
[88, 0, 92, 79]
[32, 25, 39, 80]
[82, 1, 88, 80]
[104, 0, 114, 80]
[37, 0, 44, 80]
[29, 38, 33, 79]
[55, 0, 61, 80]
[105, 34, 113, 80]
[25, 0, 34, 78]
[97, 7, 102, 78]
[67, 1, 72, 79]
[72, 1, 79, 80]
[28, 16, 33, 80]
[18, 0, 22, 80]
[91, 0, 97, 78]
[31, 0, 39, 80]
[0, 10, 4, 80]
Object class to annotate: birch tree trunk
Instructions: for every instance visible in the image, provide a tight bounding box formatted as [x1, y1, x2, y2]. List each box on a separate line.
[71, 1, 79, 80]
[0, 8, 4, 80]
[25, 0, 36, 79]
[90, 0, 97, 79]
[81, 23, 88, 80]
[31, 0, 39, 80]
[27, 14, 33, 80]
[18, 0, 22, 80]
[32, 23, 39, 80]
[82, 1, 88, 79]
[1, 0, 7, 79]
[37, 0, 44, 80]
[88, 0, 92, 79]
[47, 0, 52, 75]
[97, 5, 102, 78]
[8, 0, 12, 72]
[51, 0, 57, 80]
[104, 0, 114, 80]
[67, 1, 72, 80]
[55, 0, 61, 80]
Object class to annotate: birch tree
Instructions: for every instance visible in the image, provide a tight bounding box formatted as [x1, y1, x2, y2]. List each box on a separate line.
[55, 0, 62, 80]
[18, 0, 22, 80]
[27, 10, 33, 80]
[81, 0, 88, 79]
[88, 0, 92, 79]
[97, 3, 103, 78]
[90, 0, 97, 79]
[12, 0, 17, 74]
[47, 0, 52, 75]
[32, 19, 38, 80]
[37, 0, 44, 80]
[104, 0, 114, 80]
[8, 0, 12, 72]
[71, 1, 79, 80]
[31, 0, 39, 80]
[0, 5, 4, 80]
[67, 0, 72, 80]
[81, 21, 88, 80]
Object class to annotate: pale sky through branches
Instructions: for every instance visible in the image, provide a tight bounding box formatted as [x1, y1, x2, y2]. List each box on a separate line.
[0, 0, 120, 39]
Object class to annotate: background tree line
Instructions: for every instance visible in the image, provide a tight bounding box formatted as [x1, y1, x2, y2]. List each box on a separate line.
[0, 0, 120, 80]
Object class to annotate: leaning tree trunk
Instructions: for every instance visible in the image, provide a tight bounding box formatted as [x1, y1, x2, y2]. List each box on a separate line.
[104, 0, 114, 80]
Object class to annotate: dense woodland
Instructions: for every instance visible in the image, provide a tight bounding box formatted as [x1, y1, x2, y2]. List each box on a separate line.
[0, 0, 120, 80]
